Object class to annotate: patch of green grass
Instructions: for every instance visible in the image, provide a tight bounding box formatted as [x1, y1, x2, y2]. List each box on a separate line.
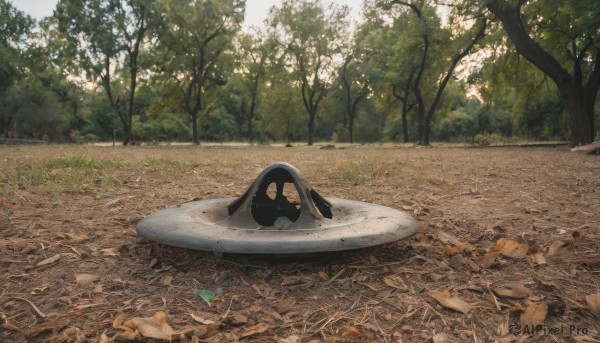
[0, 155, 126, 196]
[334, 158, 393, 186]
[204, 159, 223, 176]
[336, 160, 368, 185]
[45, 156, 98, 171]
[144, 158, 185, 172]
[143, 157, 196, 183]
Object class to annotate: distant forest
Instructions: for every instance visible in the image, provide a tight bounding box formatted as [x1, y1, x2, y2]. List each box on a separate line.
[1, 0, 599, 146]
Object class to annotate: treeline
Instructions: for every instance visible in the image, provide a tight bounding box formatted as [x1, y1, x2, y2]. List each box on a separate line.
[0, 0, 598, 146]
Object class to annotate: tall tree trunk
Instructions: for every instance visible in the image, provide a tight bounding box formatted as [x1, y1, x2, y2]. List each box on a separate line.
[349, 115, 354, 143]
[401, 101, 409, 143]
[123, 65, 137, 146]
[307, 112, 315, 145]
[247, 114, 253, 143]
[487, 0, 598, 146]
[191, 111, 199, 145]
[563, 85, 595, 145]
[238, 97, 245, 141]
[392, 73, 415, 143]
[419, 125, 431, 146]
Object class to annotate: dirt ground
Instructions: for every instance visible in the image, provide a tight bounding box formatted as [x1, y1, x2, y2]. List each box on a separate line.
[0, 144, 599, 343]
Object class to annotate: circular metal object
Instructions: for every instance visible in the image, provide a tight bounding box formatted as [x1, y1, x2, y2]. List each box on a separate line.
[136, 162, 418, 254]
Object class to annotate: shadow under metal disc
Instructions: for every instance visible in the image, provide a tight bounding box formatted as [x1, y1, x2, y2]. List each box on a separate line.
[136, 162, 418, 254]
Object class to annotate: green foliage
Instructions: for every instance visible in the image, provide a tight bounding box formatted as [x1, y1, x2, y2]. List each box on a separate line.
[199, 107, 239, 142]
[2, 0, 597, 144]
[194, 288, 222, 307]
[268, 0, 350, 145]
[435, 110, 476, 142]
[487, 0, 600, 145]
[133, 113, 191, 142]
[5, 76, 66, 141]
[155, 0, 244, 145]
[0, 0, 35, 136]
[332, 124, 350, 143]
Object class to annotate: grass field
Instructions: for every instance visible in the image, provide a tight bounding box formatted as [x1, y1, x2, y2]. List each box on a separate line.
[1, 144, 599, 342]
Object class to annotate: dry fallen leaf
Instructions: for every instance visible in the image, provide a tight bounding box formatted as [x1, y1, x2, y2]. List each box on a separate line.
[1, 311, 20, 332]
[585, 292, 600, 315]
[427, 273, 446, 282]
[491, 285, 530, 299]
[75, 274, 100, 285]
[546, 241, 566, 257]
[463, 257, 481, 272]
[490, 238, 529, 258]
[318, 271, 329, 281]
[37, 254, 62, 267]
[281, 276, 303, 286]
[529, 251, 546, 265]
[91, 248, 118, 257]
[98, 332, 111, 343]
[342, 327, 374, 342]
[114, 311, 197, 341]
[64, 234, 90, 244]
[436, 231, 462, 246]
[273, 297, 296, 314]
[432, 332, 450, 343]
[444, 243, 476, 256]
[392, 331, 403, 343]
[224, 312, 247, 326]
[161, 275, 173, 286]
[240, 323, 268, 338]
[383, 275, 406, 290]
[190, 313, 216, 325]
[478, 251, 501, 268]
[520, 302, 548, 327]
[61, 327, 82, 341]
[427, 290, 473, 314]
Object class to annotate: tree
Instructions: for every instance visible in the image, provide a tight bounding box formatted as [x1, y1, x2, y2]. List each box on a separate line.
[474, 43, 566, 140]
[234, 31, 271, 142]
[156, 0, 244, 145]
[339, 37, 370, 143]
[268, 0, 349, 145]
[0, 0, 34, 136]
[55, 0, 157, 145]
[117, 0, 157, 145]
[6, 76, 64, 140]
[361, 5, 419, 142]
[486, 0, 600, 146]
[384, 0, 487, 146]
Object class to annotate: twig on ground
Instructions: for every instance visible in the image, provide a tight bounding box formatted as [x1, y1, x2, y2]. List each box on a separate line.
[326, 268, 346, 283]
[426, 303, 448, 327]
[484, 282, 501, 311]
[9, 297, 47, 318]
[222, 295, 235, 321]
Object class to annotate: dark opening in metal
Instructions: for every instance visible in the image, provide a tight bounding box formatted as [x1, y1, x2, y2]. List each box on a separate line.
[310, 189, 332, 219]
[250, 168, 303, 226]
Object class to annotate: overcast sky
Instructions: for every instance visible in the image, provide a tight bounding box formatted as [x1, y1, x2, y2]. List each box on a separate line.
[10, 0, 364, 30]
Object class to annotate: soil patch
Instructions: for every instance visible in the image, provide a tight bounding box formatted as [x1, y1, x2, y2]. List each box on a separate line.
[1, 145, 599, 342]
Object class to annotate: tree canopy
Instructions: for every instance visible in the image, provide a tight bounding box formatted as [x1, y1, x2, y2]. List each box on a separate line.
[0, 0, 598, 146]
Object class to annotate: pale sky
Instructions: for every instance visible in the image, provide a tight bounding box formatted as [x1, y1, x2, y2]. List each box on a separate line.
[10, 0, 364, 30]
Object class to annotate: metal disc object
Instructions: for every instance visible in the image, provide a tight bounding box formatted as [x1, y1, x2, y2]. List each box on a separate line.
[136, 162, 419, 254]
